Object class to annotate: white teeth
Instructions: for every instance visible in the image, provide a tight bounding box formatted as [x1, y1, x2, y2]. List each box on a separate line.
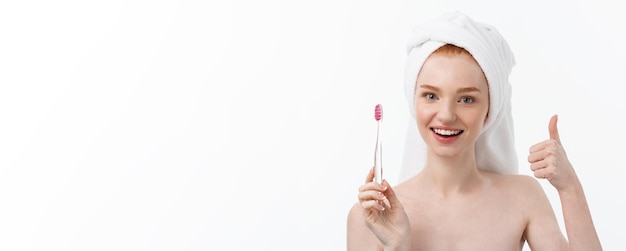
[433, 128, 462, 136]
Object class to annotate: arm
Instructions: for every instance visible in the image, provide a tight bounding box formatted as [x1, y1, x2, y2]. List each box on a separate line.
[528, 115, 602, 250]
[558, 174, 601, 250]
[522, 176, 568, 251]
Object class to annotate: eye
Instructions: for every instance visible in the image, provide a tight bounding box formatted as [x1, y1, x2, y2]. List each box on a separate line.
[459, 97, 474, 104]
[422, 92, 438, 100]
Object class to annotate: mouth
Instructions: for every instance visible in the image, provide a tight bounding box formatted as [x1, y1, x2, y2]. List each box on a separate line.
[431, 128, 464, 138]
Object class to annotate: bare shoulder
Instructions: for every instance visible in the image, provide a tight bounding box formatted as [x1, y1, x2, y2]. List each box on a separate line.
[485, 173, 567, 248]
[483, 173, 551, 209]
[347, 202, 364, 227]
[492, 173, 560, 219]
[488, 173, 545, 195]
[346, 202, 380, 250]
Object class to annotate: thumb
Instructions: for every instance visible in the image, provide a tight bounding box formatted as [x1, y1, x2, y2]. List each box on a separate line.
[381, 180, 403, 210]
[549, 114, 561, 143]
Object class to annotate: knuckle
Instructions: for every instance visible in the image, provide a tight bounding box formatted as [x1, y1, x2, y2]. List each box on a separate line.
[357, 192, 365, 201]
[358, 185, 366, 192]
[549, 169, 557, 176]
[549, 159, 558, 167]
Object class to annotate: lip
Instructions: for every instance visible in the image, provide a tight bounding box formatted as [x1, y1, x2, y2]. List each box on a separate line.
[430, 126, 464, 144]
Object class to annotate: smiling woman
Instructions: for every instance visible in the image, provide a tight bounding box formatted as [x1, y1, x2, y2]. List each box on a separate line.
[415, 45, 489, 155]
[1, 1, 622, 250]
[347, 11, 602, 250]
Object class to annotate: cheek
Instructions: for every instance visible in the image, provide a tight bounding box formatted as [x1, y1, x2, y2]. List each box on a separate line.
[415, 104, 435, 127]
[482, 103, 490, 122]
[415, 111, 431, 140]
[473, 104, 490, 128]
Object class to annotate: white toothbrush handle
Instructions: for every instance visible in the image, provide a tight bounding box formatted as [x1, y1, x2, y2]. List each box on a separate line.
[374, 121, 383, 184]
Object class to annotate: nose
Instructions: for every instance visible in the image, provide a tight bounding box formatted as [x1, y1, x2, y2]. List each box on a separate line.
[436, 100, 457, 123]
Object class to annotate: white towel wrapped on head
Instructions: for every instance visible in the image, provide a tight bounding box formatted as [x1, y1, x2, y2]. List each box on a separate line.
[400, 11, 518, 182]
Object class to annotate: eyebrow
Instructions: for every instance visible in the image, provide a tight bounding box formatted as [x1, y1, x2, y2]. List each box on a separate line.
[419, 84, 481, 93]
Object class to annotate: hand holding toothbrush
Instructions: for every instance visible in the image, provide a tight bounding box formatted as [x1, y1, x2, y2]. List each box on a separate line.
[357, 168, 411, 250]
[353, 104, 411, 250]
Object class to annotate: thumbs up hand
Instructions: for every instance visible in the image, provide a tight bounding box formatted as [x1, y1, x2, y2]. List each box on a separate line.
[527, 115, 579, 192]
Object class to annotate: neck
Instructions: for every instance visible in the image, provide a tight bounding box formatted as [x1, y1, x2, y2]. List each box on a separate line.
[419, 148, 483, 197]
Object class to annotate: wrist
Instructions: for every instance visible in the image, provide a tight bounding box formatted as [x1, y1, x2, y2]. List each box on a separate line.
[384, 241, 410, 251]
[383, 234, 411, 251]
[557, 176, 583, 195]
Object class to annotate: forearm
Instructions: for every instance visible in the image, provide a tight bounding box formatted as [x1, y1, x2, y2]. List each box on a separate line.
[559, 178, 602, 251]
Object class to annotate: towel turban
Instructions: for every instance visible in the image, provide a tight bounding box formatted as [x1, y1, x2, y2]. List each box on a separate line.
[399, 11, 518, 181]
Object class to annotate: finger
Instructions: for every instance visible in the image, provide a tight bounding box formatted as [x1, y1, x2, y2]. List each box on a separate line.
[360, 200, 384, 211]
[533, 168, 554, 180]
[359, 181, 387, 193]
[365, 167, 375, 183]
[358, 190, 386, 202]
[527, 150, 549, 163]
[380, 179, 402, 210]
[530, 159, 547, 171]
[529, 140, 551, 153]
[549, 114, 561, 143]
[532, 169, 546, 179]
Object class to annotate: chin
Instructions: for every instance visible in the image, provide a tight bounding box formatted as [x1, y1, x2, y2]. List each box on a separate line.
[430, 147, 463, 158]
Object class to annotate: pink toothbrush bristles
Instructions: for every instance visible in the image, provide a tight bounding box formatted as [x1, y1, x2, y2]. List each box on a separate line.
[375, 104, 382, 121]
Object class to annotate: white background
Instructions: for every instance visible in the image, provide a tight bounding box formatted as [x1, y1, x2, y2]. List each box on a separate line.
[1, 0, 624, 250]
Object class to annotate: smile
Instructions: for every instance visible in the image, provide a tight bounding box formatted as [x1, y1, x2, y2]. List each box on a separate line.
[431, 128, 464, 137]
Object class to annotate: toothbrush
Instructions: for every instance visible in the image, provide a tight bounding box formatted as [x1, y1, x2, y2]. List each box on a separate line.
[374, 104, 383, 184]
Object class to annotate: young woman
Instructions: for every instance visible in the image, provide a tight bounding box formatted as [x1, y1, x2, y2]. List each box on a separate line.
[347, 12, 601, 251]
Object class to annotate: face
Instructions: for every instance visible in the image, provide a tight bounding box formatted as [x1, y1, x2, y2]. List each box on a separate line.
[414, 51, 489, 158]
